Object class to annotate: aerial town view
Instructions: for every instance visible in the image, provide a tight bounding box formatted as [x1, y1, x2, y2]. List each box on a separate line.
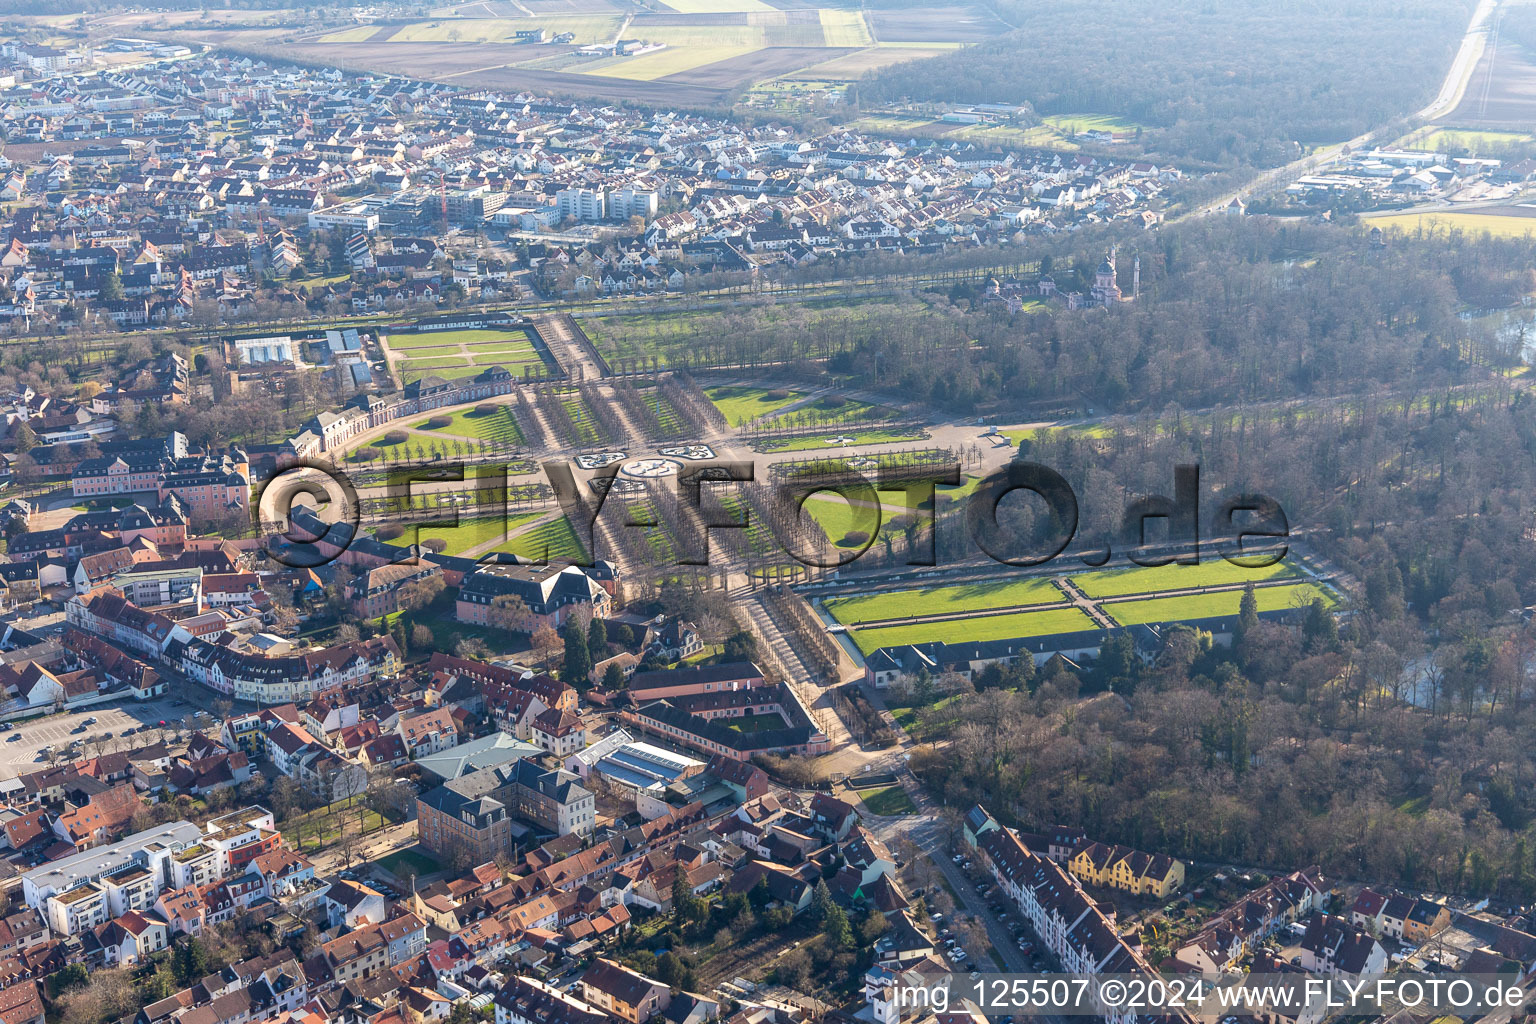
[0, 1, 1535, 1024]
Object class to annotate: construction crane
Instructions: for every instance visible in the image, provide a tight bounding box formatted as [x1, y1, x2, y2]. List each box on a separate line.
[438, 171, 449, 227]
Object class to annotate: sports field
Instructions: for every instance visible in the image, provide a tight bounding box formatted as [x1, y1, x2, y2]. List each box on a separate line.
[1106, 583, 1335, 626]
[1072, 559, 1299, 599]
[1041, 112, 1145, 134]
[848, 607, 1096, 655]
[824, 577, 1064, 625]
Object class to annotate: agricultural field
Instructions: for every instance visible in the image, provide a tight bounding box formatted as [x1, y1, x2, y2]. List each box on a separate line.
[658, 0, 774, 13]
[824, 577, 1065, 625]
[1449, 38, 1536, 128]
[1105, 583, 1336, 626]
[412, 406, 525, 446]
[584, 45, 761, 80]
[1072, 559, 1300, 599]
[847, 607, 1096, 655]
[1361, 209, 1536, 240]
[1407, 127, 1536, 152]
[817, 10, 874, 48]
[162, 5, 978, 108]
[705, 385, 805, 425]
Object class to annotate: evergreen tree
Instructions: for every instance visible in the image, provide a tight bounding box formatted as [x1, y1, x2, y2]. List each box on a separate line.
[562, 619, 592, 684]
[822, 903, 854, 948]
[587, 616, 608, 661]
[1302, 598, 1338, 650]
[603, 662, 626, 690]
[811, 878, 835, 920]
[1236, 583, 1259, 641]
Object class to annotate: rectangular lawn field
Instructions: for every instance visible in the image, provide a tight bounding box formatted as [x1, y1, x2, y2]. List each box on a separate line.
[496, 515, 589, 562]
[1106, 583, 1335, 626]
[824, 577, 1064, 625]
[388, 328, 533, 350]
[849, 607, 1096, 655]
[412, 407, 524, 445]
[706, 385, 804, 425]
[1072, 559, 1300, 599]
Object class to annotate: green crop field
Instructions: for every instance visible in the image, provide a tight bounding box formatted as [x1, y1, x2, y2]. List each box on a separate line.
[1072, 559, 1299, 599]
[849, 606, 1096, 654]
[705, 385, 804, 425]
[825, 577, 1064, 625]
[1106, 583, 1336, 626]
[413, 407, 524, 445]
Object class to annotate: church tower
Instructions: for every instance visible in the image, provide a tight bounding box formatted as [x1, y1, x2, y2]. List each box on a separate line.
[1092, 247, 1121, 306]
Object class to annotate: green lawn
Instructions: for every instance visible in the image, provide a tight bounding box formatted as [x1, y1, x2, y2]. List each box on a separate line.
[388, 328, 533, 350]
[757, 426, 927, 453]
[1041, 112, 1146, 134]
[495, 515, 589, 563]
[763, 395, 897, 428]
[850, 607, 1096, 655]
[413, 406, 524, 445]
[1105, 583, 1336, 626]
[722, 712, 789, 733]
[799, 494, 887, 548]
[392, 511, 545, 556]
[378, 848, 440, 878]
[705, 385, 805, 426]
[825, 577, 1065, 625]
[858, 786, 917, 816]
[1072, 559, 1299, 599]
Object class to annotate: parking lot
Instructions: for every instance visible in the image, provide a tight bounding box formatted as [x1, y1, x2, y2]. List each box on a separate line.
[0, 696, 202, 776]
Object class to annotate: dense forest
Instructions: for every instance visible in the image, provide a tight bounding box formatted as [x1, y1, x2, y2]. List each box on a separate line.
[853, 0, 1471, 166]
[624, 218, 1534, 417]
